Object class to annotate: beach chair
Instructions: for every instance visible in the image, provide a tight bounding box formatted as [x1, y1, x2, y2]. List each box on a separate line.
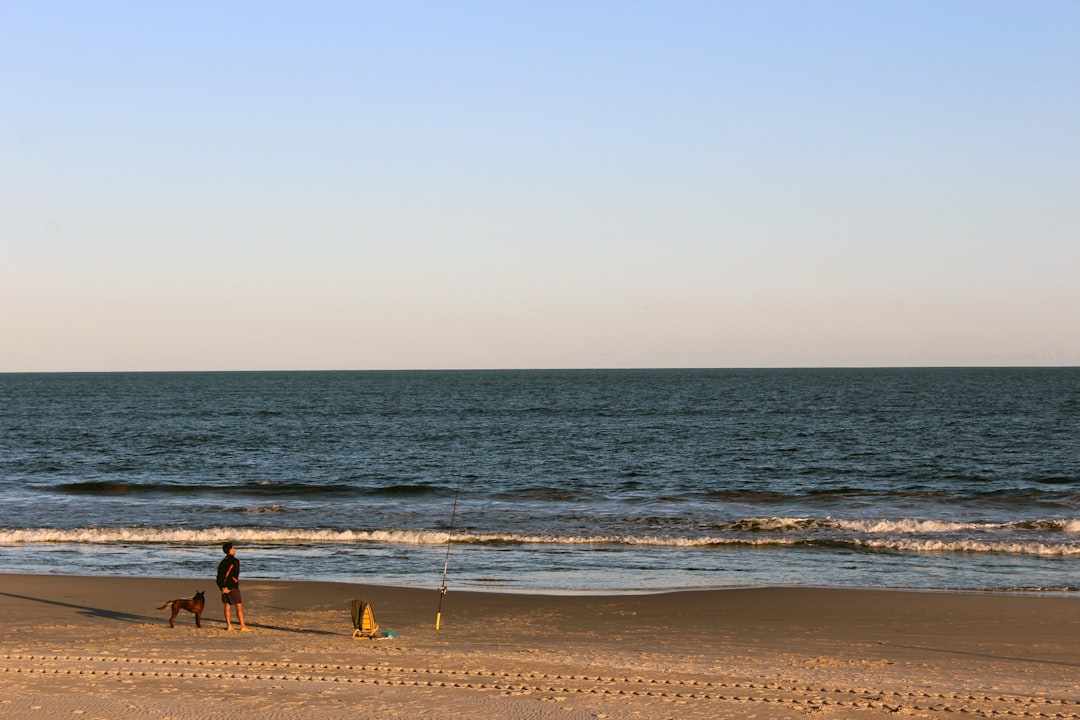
[350, 599, 380, 639]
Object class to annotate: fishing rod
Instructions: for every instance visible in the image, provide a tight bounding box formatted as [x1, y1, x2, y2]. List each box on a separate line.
[435, 459, 464, 630]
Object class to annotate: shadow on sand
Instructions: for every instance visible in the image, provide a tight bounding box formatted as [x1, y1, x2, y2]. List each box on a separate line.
[0, 591, 344, 637]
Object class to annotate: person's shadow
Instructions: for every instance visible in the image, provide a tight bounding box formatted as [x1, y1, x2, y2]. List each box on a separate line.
[0, 592, 343, 636]
[0, 591, 157, 623]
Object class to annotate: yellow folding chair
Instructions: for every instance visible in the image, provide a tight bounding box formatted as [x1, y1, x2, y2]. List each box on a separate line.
[350, 599, 380, 639]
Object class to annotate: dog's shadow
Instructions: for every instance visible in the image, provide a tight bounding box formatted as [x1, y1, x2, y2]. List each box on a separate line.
[0, 592, 344, 636]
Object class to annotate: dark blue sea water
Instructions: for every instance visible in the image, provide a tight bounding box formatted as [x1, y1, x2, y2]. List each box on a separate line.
[1, 368, 1078, 593]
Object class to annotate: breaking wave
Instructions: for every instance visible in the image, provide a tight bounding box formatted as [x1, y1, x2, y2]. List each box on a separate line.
[717, 517, 1080, 534]
[3, 523, 1078, 556]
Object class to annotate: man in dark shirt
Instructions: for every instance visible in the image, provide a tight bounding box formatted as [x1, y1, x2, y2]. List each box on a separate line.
[216, 542, 248, 631]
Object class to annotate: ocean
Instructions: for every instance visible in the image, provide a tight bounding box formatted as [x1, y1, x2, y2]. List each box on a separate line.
[1, 368, 1078, 594]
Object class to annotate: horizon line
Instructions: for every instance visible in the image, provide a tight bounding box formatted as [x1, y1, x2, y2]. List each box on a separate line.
[3, 365, 1078, 375]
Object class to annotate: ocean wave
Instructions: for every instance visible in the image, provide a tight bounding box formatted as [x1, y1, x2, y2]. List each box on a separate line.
[0, 527, 453, 546]
[719, 517, 1080, 534]
[48, 481, 445, 498]
[699, 488, 1080, 507]
[980, 586, 1078, 593]
[42, 479, 1080, 508]
[229, 504, 292, 515]
[493, 486, 587, 502]
[1010, 518, 1080, 533]
[362, 484, 448, 497]
[855, 538, 1080, 556]
[0, 526, 813, 551]
[2, 526, 1078, 556]
[829, 518, 993, 534]
[1033, 476, 1078, 486]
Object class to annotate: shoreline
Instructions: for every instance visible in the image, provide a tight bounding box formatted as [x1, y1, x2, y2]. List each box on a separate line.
[7, 569, 1077, 598]
[2, 573, 1079, 719]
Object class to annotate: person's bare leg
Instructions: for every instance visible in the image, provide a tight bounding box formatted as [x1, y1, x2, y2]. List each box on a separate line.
[236, 602, 248, 630]
[224, 604, 233, 630]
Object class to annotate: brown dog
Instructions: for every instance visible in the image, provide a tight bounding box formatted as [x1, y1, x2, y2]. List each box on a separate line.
[158, 591, 205, 628]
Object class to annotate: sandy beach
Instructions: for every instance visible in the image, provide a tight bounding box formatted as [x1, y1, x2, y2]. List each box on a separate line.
[1, 574, 1078, 719]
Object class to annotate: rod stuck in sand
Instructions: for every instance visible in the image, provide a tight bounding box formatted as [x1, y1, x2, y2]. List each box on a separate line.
[435, 461, 464, 630]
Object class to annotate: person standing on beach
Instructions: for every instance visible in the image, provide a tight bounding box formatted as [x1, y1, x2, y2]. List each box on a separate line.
[216, 542, 248, 631]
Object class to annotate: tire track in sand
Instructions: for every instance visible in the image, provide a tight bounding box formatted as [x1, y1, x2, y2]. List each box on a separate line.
[4, 654, 1079, 718]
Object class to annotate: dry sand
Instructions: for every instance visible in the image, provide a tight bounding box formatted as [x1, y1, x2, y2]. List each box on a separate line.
[1, 573, 1078, 719]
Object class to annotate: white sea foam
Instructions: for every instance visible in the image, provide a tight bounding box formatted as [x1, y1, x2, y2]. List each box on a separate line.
[2, 525, 1077, 555]
[0, 527, 797, 548]
[728, 517, 1080, 534]
[745, 517, 1080, 535]
[830, 518, 996, 533]
[0, 527, 452, 546]
[1006, 518, 1080, 534]
[856, 538, 1080, 556]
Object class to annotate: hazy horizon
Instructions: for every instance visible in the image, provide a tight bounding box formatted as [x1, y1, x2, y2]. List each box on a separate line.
[3, 365, 1077, 376]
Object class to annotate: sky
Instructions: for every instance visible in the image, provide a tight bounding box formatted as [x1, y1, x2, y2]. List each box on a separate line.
[2, 1, 1078, 372]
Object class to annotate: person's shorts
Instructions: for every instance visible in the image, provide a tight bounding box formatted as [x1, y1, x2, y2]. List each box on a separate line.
[221, 588, 242, 605]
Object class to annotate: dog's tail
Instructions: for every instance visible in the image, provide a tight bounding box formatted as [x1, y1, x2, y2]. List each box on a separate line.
[157, 601, 172, 610]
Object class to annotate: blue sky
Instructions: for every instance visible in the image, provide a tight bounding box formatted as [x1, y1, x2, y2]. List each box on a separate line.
[2, 1, 1078, 371]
